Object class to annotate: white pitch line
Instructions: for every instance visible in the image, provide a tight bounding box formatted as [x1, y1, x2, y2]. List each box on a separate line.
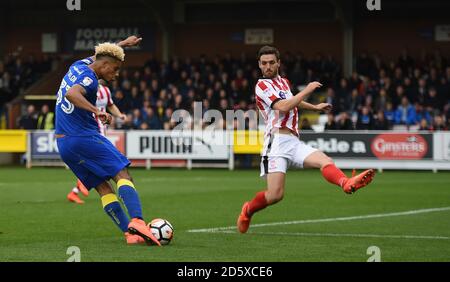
[187, 206, 450, 233]
[210, 230, 450, 240]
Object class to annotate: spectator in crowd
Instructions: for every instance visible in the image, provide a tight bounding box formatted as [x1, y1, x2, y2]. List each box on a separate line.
[162, 108, 175, 130]
[113, 90, 130, 114]
[414, 102, 432, 126]
[300, 118, 313, 131]
[416, 78, 428, 105]
[144, 107, 163, 129]
[0, 69, 13, 100]
[394, 97, 416, 125]
[392, 85, 405, 108]
[139, 122, 149, 130]
[325, 88, 338, 113]
[120, 113, 136, 130]
[384, 102, 395, 125]
[129, 86, 143, 110]
[373, 110, 390, 130]
[324, 113, 337, 130]
[336, 78, 351, 113]
[431, 115, 448, 131]
[37, 104, 54, 130]
[18, 104, 37, 129]
[132, 108, 143, 129]
[424, 87, 440, 111]
[337, 112, 353, 130]
[418, 118, 432, 131]
[348, 89, 362, 114]
[356, 106, 374, 130]
[374, 88, 390, 112]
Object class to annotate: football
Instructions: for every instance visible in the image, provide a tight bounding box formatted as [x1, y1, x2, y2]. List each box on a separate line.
[147, 218, 174, 245]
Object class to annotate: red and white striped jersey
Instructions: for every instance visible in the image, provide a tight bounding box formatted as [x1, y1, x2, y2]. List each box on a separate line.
[95, 84, 114, 136]
[255, 75, 299, 138]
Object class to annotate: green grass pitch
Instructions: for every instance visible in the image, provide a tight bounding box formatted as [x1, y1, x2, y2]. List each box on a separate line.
[0, 167, 449, 262]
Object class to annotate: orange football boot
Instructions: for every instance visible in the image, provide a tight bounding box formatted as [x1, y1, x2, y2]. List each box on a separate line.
[124, 232, 145, 245]
[67, 191, 84, 204]
[77, 179, 89, 197]
[342, 169, 375, 194]
[237, 202, 251, 234]
[127, 218, 161, 246]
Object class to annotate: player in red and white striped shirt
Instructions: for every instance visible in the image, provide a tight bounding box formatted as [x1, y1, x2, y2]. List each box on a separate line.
[95, 83, 126, 136]
[237, 46, 375, 233]
[67, 81, 126, 204]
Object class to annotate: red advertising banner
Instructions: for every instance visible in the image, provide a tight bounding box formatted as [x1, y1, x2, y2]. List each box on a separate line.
[371, 134, 429, 160]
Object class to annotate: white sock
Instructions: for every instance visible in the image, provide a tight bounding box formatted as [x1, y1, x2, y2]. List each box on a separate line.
[72, 187, 80, 194]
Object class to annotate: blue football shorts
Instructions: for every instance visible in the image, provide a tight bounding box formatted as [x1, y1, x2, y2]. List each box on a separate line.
[57, 134, 130, 190]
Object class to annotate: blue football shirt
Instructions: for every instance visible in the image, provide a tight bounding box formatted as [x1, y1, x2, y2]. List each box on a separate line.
[55, 57, 100, 136]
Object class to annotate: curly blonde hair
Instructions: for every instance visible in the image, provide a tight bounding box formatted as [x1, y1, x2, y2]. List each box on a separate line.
[95, 42, 125, 62]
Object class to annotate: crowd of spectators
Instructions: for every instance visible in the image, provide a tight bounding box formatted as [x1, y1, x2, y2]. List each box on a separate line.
[16, 49, 449, 132]
[107, 51, 341, 130]
[1, 53, 57, 125]
[105, 49, 448, 132]
[323, 49, 449, 131]
[18, 103, 54, 130]
[1, 53, 56, 104]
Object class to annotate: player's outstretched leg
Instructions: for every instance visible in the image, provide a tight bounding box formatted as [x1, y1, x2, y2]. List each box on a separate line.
[113, 169, 161, 246]
[322, 163, 375, 194]
[96, 181, 144, 245]
[305, 151, 375, 194]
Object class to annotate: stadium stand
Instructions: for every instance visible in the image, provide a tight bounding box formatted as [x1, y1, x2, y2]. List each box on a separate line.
[0, 52, 59, 129]
[100, 50, 449, 132]
[4, 49, 449, 132]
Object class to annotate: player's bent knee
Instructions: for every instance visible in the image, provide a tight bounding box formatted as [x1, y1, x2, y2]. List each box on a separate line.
[320, 157, 335, 170]
[113, 169, 133, 183]
[320, 151, 333, 162]
[95, 182, 115, 196]
[323, 157, 334, 167]
[313, 152, 333, 169]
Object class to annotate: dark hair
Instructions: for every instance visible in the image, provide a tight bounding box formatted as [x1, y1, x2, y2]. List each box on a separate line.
[257, 46, 280, 61]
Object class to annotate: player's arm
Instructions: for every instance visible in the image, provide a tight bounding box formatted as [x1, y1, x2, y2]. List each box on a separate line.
[66, 85, 111, 123]
[107, 104, 126, 120]
[272, 82, 322, 113]
[298, 101, 332, 113]
[117, 35, 143, 48]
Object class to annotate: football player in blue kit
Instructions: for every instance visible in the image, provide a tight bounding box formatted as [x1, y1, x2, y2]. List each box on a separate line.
[55, 35, 160, 246]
